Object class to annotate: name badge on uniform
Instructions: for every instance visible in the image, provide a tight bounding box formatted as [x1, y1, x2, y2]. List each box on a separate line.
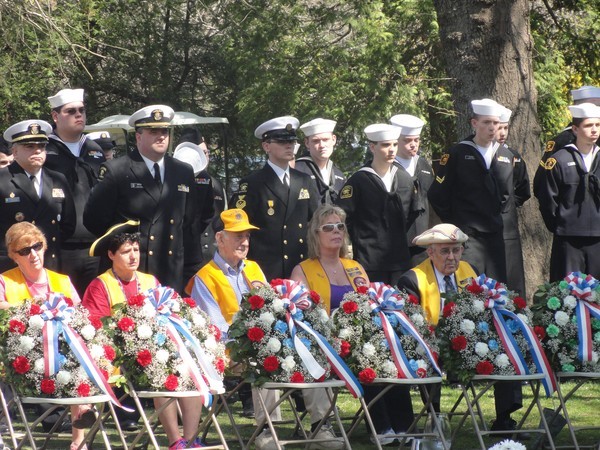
[465, 155, 476, 160]
[5, 192, 20, 203]
[497, 156, 511, 164]
[88, 150, 104, 159]
[567, 162, 576, 166]
[421, 170, 431, 175]
[52, 188, 65, 198]
[178, 184, 190, 192]
[298, 188, 310, 200]
[130, 182, 143, 189]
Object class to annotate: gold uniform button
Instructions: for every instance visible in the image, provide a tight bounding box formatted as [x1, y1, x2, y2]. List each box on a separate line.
[51, 254, 56, 258]
[299, 239, 303, 243]
[31, 220, 35, 225]
[51, 220, 56, 224]
[300, 254, 304, 258]
[298, 223, 302, 228]
[150, 236, 155, 240]
[283, 240, 288, 244]
[283, 225, 287, 230]
[284, 255, 289, 260]
[169, 235, 174, 240]
[170, 219, 175, 224]
[52, 237, 56, 242]
[148, 251, 154, 256]
[168, 250, 173, 255]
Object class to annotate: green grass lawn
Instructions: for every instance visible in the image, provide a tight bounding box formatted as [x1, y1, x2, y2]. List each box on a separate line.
[5, 381, 599, 449]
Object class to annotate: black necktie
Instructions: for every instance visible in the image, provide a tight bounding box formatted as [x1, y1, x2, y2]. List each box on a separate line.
[444, 275, 456, 293]
[283, 173, 289, 187]
[153, 163, 162, 190]
[30, 175, 39, 201]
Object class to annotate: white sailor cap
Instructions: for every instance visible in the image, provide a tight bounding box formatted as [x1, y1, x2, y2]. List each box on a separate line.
[412, 223, 469, 247]
[299, 118, 336, 137]
[389, 114, 425, 136]
[3, 120, 53, 144]
[364, 123, 401, 142]
[568, 103, 600, 119]
[499, 106, 512, 123]
[471, 98, 504, 117]
[571, 86, 600, 102]
[173, 142, 208, 176]
[129, 105, 175, 129]
[255, 116, 299, 141]
[48, 88, 84, 109]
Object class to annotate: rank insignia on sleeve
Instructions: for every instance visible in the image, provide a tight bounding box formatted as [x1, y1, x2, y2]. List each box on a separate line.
[298, 188, 310, 200]
[439, 154, 450, 166]
[545, 141, 555, 153]
[239, 182, 248, 193]
[435, 175, 445, 184]
[340, 185, 352, 199]
[545, 158, 557, 170]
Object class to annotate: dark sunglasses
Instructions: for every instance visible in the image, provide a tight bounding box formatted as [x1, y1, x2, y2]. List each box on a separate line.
[63, 107, 86, 115]
[319, 223, 346, 232]
[16, 241, 44, 256]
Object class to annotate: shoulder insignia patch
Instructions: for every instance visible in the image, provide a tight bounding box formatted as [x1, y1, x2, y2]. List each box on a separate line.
[545, 157, 557, 170]
[98, 165, 107, 180]
[440, 154, 450, 166]
[298, 188, 310, 200]
[435, 175, 445, 184]
[340, 185, 352, 199]
[545, 141, 555, 153]
[239, 182, 248, 193]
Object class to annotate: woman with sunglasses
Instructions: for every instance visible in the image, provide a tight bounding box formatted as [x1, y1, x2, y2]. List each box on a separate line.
[290, 204, 369, 313]
[0, 222, 91, 450]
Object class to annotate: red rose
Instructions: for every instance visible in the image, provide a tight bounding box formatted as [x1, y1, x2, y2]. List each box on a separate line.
[209, 324, 222, 341]
[103, 345, 116, 361]
[183, 297, 196, 308]
[29, 304, 41, 315]
[247, 327, 265, 342]
[263, 356, 279, 372]
[165, 374, 179, 391]
[476, 361, 494, 375]
[248, 295, 265, 310]
[534, 326, 546, 340]
[127, 293, 146, 307]
[356, 285, 369, 295]
[117, 317, 135, 332]
[136, 349, 152, 367]
[12, 356, 30, 374]
[442, 302, 456, 318]
[466, 281, 484, 294]
[339, 340, 351, 358]
[407, 294, 419, 305]
[432, 351, 439, 363]
[90, 316, 103, 330]
[270, 279, 284, 287]
[342, 301, 358, 314]
[416, 368, 427, 378]
[358, 368, 377, 384]
[9, 319, 26, 334]
[215, 358, 225, 374]
[77, 382, 91, 397]
[309, 291, 321, 304]
[451, 335, 468, 351]
[513, 296, 527, 309]
[100, 369, 109, 380]
[40, 378, 56, 394]
[290, 372, 305, 383]
[64, 297, 74, 307]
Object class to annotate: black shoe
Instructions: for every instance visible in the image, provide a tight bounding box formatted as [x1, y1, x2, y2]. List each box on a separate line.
[72, 409, 96, 429]
[119, 420, 139, 432]
[490, 418, 530, 440]
[42, 420, 72, 433]
[241, 403, 255, 418]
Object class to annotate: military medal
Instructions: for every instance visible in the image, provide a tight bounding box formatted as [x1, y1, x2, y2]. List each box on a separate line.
[267, 200, 275, 216]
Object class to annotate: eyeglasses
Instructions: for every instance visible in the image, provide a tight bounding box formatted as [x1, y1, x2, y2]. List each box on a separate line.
[63, 107, 86, 115]
[436, 247, 463, 257]
[16, 241, 44, 256]
[319, 223, 346, 233]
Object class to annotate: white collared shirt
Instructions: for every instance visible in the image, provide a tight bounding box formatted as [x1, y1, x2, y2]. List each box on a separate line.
[475, 142, 496, 169]
[140, 154, 165, 183]
[267, 160, 290, 185]
[577, 145, 600, 172]
[396, 155, 418, 176]
[25, 170, 42, 197]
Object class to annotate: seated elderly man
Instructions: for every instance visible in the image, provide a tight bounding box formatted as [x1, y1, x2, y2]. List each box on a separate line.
[397, 223, 524, 434]
[186, 209, 343, 450]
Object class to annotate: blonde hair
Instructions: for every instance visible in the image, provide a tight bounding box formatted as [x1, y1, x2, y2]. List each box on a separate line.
[5, 222, 47, 260]
[307, 204, 349, 259]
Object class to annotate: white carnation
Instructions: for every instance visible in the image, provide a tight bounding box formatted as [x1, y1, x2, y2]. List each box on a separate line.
[281, 355, 296, 372]
[460, 319, 476, 335]
[592, 352, 599, 364]
[271, 299, 285, 313]
[141, 303, 156, 318]
[495, 353, 510, 368]
[475, 342, 489, 357]
[34, 358, 45, 374]
[473, 300, 485, 313]
[416, 359, 427, 370]
[259, 312, 276, 327]
[28, 315, 44, 330]
[382, 360, 397, 377]
[563, 296, 577, 309]
[363, 343, 376, 357]
[56, 370, 72, 385]
[80, 324, 96, 340]
[516, 313, 529, 325]
[338, 328, 352, 339]
[204, 336, 218, 351]
[89, 344, 104, 360]
[171, 301, 181, 313]
[555, 311, 569, 327]
[192, 313, 206, 328]
[416, 344, 426, 356]
[18, 336, 35, 354]
[410, 313, 425, 327]
[137, 324, 153, 339]
[266, 338, 282, 353]
[317, 308, 329, 323]
[156, 349, 170, 364]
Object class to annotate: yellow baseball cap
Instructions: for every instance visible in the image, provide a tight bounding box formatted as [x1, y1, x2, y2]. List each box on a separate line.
[215, 209, 259, 232]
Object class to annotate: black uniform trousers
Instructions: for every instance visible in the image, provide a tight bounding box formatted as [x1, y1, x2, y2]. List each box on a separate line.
[363, 384, 415, 434]
[550, 235, 600, 282]
[462, 230, 507, 284]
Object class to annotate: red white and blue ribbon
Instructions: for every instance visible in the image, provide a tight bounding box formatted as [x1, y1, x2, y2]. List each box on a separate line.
[368, 282, 442, 379]
[147, 286, 224, 406]
[564, 272, 600, 363]
[273, 280, 363, 398]
[476, 275, 556, 396]
[40, 293, 126, 408]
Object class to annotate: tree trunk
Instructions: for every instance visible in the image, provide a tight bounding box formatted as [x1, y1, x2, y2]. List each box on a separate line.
[432, 0, 551, 298]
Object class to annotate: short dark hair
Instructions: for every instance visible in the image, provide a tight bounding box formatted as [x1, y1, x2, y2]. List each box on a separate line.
[107, 232, 140, 254]
[178, 127, 204, 146]
[0, 137, 10, 156]
[572, 117, 586, 127]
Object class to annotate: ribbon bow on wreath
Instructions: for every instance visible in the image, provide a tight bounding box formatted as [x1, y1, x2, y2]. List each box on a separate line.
[367, 282, 442, 379]
[147, 286, 224, 407]
[474, 275, 556, 396]
[41, 293, 125, 408]
[272, 279, 363, 398]
[564, 272, 600, 363]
